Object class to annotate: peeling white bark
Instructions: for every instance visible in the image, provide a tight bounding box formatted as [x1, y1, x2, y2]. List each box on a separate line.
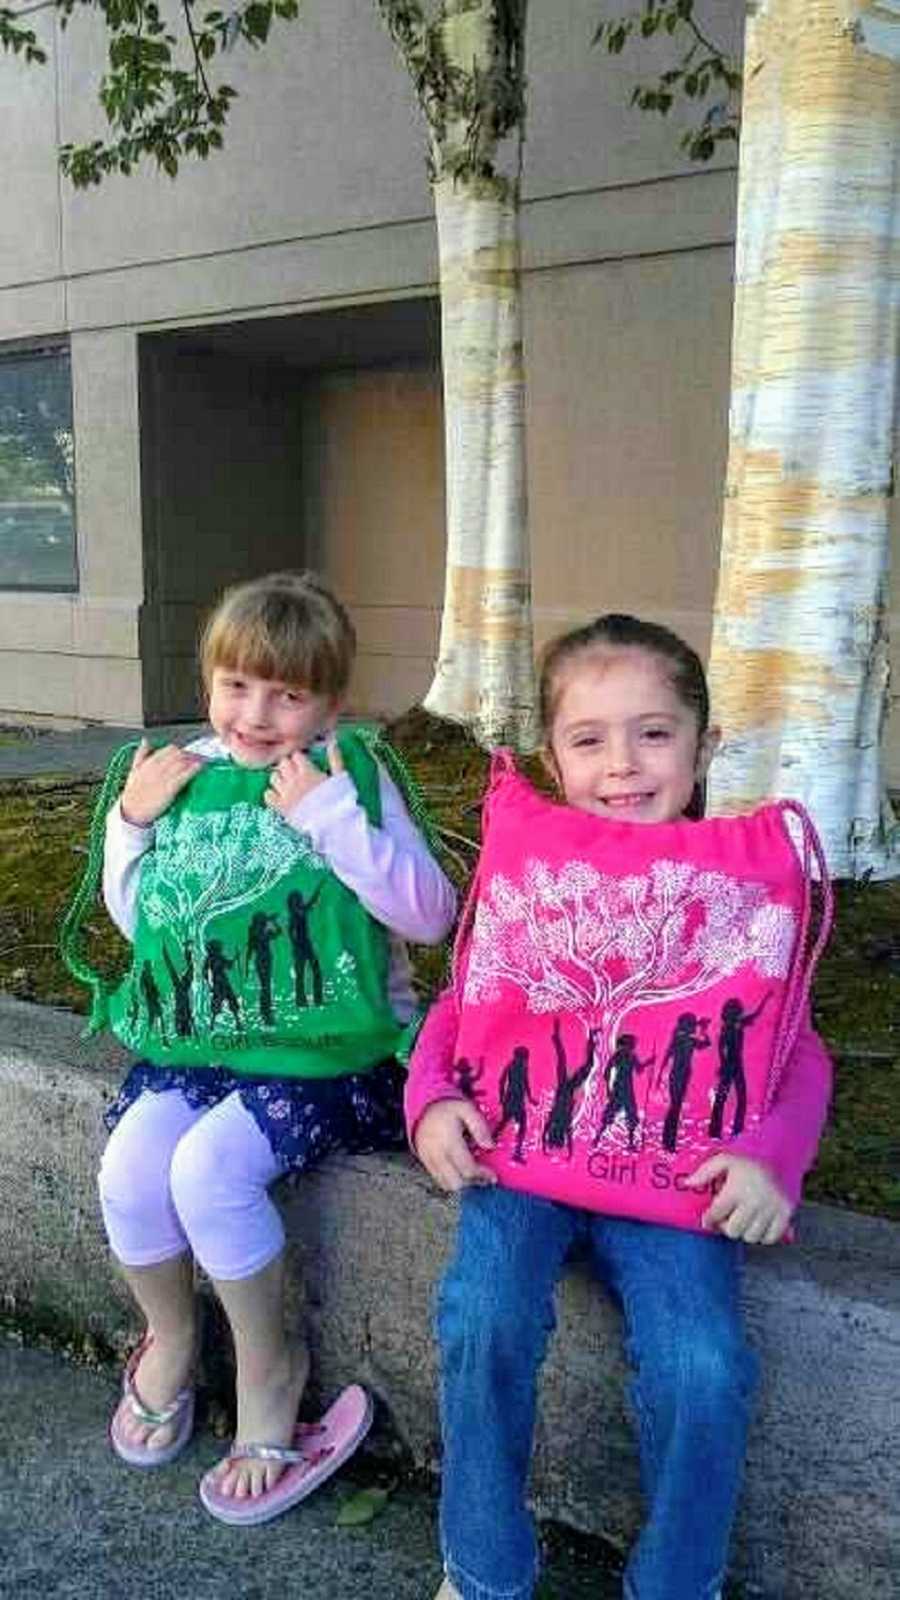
[707, 0, 900, 878]
[423, 173, 536, 747]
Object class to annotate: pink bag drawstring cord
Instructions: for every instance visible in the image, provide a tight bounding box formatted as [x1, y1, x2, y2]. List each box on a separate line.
[767, 800, 834, 1106]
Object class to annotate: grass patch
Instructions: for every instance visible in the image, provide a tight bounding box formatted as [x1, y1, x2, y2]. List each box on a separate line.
[0, 708, 896, 1220]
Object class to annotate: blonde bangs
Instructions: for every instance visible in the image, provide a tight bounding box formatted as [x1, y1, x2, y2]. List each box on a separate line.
[199, 573, 355, 699]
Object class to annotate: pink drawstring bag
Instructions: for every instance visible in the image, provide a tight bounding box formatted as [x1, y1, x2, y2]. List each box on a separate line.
[448, 753, 832, 1231]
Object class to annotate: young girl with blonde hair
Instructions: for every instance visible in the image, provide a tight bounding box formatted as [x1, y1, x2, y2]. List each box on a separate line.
[81, 570, 456, 1524]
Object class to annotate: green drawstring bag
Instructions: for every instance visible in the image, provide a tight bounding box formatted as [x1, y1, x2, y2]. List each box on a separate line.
[61, 726, 444, 1078]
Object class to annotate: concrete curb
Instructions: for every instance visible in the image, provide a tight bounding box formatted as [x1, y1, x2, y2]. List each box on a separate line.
[1, 994, 898, 1600]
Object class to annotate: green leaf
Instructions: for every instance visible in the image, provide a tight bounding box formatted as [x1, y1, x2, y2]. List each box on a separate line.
[243, 1, 273, 43]
[334, 1484, 394, 1528]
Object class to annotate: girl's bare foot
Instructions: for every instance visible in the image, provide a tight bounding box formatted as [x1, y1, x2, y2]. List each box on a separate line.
[117, 1328, 196, 1452]
[213, 1342, 310, 1499]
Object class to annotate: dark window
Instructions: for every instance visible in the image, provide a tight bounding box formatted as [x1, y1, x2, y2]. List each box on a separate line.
[0, 345, 77, 591]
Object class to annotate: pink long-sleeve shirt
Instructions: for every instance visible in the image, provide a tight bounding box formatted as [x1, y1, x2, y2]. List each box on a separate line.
[404, 983, 832, 1213]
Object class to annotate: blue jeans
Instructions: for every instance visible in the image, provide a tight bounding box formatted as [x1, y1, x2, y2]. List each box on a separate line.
[437, 1187, 759, 1600]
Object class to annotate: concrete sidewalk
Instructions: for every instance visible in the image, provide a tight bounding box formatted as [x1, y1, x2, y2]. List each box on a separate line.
[1, 1338, 617, 1600]
[0, 1336, 442, 1600]
[0, 723, 205, 781]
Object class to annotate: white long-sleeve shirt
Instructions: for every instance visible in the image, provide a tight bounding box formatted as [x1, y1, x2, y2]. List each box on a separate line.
[102, 734, 457, 1023]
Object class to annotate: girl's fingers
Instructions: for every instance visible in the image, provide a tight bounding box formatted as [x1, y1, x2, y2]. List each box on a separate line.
[172, 757, 201, 789]
[720, 1203, 753, 1240]
[422, 1126, 495, 1192]
[427, 1152, 459, 1192]
[467, 1163, 497, 1187]
[740, 1214, 768, 1246]
[150, 744, 196, 773]
[458, 1102, 495, 1149]
[284, 750, 316, 780]
[702, 1187, 737, 1230]
[683, 1153, 729, 1189]
[762, 1214, 787, 1246]
[452, 1143, 488, 1185]
[448, 1123, 497, 1187]
[446, 1149, 494, 1191]
[130, 738, 150, 771]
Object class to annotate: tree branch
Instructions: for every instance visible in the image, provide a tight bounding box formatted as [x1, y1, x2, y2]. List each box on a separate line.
[594, 0, 741, 163]
[0, 6, 47, 63]
[180, 0, 214, 109]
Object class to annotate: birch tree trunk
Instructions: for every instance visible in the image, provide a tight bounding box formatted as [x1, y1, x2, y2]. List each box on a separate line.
[707, 0, 900, 878]
[376, 1, 537, 748]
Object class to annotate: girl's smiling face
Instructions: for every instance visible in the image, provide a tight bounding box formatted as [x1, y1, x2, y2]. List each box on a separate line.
[546, 647, 718, 825]
[208, 666, 337, 767]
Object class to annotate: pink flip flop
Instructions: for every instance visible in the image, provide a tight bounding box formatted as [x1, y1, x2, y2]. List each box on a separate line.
[198, 1383, 374, 1527]
[109, 1334, 196, 1469]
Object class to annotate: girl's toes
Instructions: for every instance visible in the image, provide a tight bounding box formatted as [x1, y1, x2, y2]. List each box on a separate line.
[210, 1452, 285, 1500]
[251, 1460, 276, 1498]
[122, 1408, 156, 1450]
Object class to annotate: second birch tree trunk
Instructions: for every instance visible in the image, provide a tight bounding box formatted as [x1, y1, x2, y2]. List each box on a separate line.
[707, 0, 900, 877]
[376, 0, 536, 749]
[425, 171, 535, 747]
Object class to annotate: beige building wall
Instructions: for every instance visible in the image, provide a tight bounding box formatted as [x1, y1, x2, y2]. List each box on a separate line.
[299, 367, 446, 718]
[0, 0, 896, 783]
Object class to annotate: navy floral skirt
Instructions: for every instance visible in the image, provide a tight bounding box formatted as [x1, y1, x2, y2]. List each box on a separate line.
[103, 1058, 408, 1177]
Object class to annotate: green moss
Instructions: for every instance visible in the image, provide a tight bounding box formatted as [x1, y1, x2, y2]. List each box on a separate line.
[0, 1291, 121, 1370]
[806, 875, 900, 1216]
[0, 775, 129, 1011]
[0, 712, 897, 1221]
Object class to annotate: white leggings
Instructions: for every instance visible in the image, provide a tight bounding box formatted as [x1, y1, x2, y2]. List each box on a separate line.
[98, 1089, 284, 1281]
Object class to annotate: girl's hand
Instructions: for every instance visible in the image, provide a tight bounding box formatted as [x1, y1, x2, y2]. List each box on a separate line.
[119, 740, 203, 828]
[414, 1099, 498, 1193]
[683, 1153, 791, 1245]
[265, 735, 344, 816]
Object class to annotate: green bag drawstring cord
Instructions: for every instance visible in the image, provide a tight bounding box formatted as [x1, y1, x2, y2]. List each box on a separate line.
[359, 726, 459, 1060]
[359, 726, 449, 870]
[58, 739, 140, 1033]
